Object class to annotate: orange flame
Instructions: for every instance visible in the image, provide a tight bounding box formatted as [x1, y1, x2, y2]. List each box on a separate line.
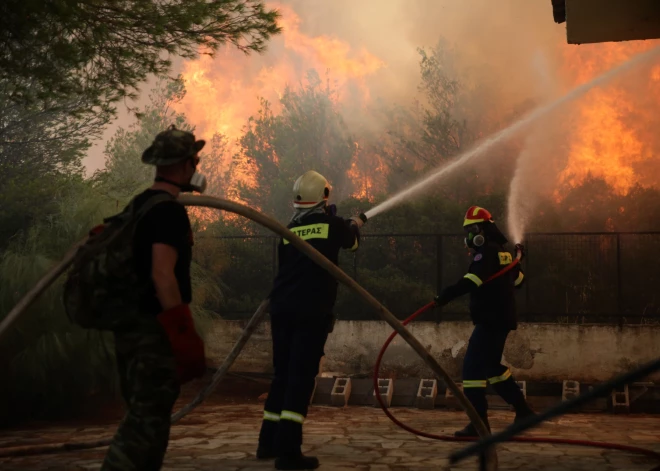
[556, 40, 660, 197]
[173, 2, 385, 210]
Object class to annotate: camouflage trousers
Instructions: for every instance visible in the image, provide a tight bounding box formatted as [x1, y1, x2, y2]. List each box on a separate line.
[101, 321, 180, 471]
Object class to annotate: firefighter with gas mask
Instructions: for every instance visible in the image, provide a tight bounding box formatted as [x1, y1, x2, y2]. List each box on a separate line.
[257, 170, 365, 470]
[434, 206, 534, 437]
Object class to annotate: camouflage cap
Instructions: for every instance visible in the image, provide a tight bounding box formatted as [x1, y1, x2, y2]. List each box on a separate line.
[141, 125, 206, 166]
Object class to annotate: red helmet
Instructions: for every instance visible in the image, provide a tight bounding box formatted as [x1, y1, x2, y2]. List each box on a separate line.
[463, 206, 494, 227]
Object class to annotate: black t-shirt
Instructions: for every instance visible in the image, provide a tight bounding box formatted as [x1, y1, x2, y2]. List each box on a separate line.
[132, 189, 193, 315]
[269, 212, 359, 316]
[464, 243, 522, 330]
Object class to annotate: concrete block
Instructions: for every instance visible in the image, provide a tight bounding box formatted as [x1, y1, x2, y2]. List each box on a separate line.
[630, 382, 654, 405]
[310, 377, 335, 405]
[415, 379, 438, 409]
[611, 384, 630, 413]
[373, 378, 394, 408]
[309, 356, 326, 404]
[581, 384, 608, 412]
[445, 383, 464, 410]
[330, 377, 352, 407]
[346, 378, 375, 406]
[562, 380, 580, 402]
[390, 378, 418, 407]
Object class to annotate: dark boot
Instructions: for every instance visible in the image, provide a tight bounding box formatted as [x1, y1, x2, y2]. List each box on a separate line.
[454, 417, 490, 438]
[275, 455, 320, 470]
[256, 419, 278, 460]
[256, 447, 278, 460]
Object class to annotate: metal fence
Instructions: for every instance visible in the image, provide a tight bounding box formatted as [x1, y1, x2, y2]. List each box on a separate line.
[200, 232, 660, 325]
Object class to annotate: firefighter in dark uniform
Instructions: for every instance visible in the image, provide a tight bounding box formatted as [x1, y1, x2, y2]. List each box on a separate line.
[256, 170, 364, 470]
[435, 206, 535, 437]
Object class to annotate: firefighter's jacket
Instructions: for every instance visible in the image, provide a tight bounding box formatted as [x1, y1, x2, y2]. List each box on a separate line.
[437, 242, 524, 330]
[269, 212, 360, 317]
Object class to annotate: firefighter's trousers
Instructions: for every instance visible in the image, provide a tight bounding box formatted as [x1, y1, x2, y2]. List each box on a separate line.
[462, 324, 528, 421]
[258, 312, 329, 457]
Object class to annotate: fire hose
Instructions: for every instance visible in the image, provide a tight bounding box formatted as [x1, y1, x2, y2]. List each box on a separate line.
[0, 195, 498, 470]
[373, 249, 660, 464]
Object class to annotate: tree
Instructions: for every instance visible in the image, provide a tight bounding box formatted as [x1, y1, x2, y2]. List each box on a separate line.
[416, 42, 468, 161]
[0, 77, 111, 246]
[94, 76, 194, 203]
[0, 0, 281, 114]
[234, 70, 357, 222]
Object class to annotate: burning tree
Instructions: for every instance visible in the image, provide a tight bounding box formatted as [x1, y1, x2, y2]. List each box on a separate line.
[232, 70, 357, 222]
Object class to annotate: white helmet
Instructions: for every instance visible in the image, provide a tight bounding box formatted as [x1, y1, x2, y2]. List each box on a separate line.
[292, 170, 332, 208]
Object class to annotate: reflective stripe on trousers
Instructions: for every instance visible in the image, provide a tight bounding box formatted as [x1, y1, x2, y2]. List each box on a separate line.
[280, 409, 305, 424]
[263, 410, 280, 422]
[488, 368, 512, 384]
[463, 380, 487, 388]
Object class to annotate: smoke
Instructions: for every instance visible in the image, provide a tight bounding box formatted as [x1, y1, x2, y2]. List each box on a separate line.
[85, 0, 566, 172]
[274, 0, 564, 111]
[84, 0, 660, 228]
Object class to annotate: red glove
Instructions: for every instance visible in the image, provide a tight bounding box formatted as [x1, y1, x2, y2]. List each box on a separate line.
[157, 304, 206, 385]
[89, 224, 105, 237]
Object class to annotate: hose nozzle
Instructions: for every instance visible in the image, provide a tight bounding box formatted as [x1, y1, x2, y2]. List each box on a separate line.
[349, 212, 368, 229]
[514, 243, 525, 261]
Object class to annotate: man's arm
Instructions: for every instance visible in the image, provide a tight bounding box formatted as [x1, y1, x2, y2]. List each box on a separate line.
[336, 217, 360, 252]
[152, 243, 182, 310]
[435, 275, 480, 307]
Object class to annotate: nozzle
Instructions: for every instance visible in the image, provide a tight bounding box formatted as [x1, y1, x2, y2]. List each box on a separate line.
[358, 212, 368, 224]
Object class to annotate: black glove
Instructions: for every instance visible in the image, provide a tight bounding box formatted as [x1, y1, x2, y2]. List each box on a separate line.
[515, 243, 526, 261]
[434, 295, 443, 307]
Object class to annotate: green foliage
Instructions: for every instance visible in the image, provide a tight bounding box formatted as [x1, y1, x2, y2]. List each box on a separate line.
[0, 181, 119, 423]
[416, 42, 468, 160]
[0, 0, 281, 114]
[531, 177, 660, 233]
[0, 78, 111, 246]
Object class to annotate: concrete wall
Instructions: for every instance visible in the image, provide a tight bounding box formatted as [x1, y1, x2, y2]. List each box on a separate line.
[205, 319, 660, 383]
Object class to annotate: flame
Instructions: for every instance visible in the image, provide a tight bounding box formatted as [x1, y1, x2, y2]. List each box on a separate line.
[555, 40, 660, 197]
[173, 2, 385, 214]
[346, 141, 387, 202]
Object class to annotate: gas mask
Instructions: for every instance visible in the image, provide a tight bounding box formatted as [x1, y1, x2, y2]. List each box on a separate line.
[183, 172, 207, 193]
[464, 224, 485, 249]
[181, 154, 207, 193]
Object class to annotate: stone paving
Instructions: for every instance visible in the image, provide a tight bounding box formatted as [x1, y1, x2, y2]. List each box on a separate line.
[1, 403, 660, 471]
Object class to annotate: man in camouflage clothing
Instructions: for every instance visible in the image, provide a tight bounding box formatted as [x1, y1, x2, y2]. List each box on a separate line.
[102, 126, 207, 470]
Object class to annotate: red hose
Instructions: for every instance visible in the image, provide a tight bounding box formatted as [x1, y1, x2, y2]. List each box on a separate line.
[373, 254, 660, 460]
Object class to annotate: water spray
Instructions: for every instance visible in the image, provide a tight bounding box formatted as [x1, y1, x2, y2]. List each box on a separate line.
[363, 45, 660, 222]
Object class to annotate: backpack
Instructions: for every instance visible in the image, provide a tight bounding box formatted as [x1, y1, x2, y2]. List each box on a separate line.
[63, 192, 175, 330]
